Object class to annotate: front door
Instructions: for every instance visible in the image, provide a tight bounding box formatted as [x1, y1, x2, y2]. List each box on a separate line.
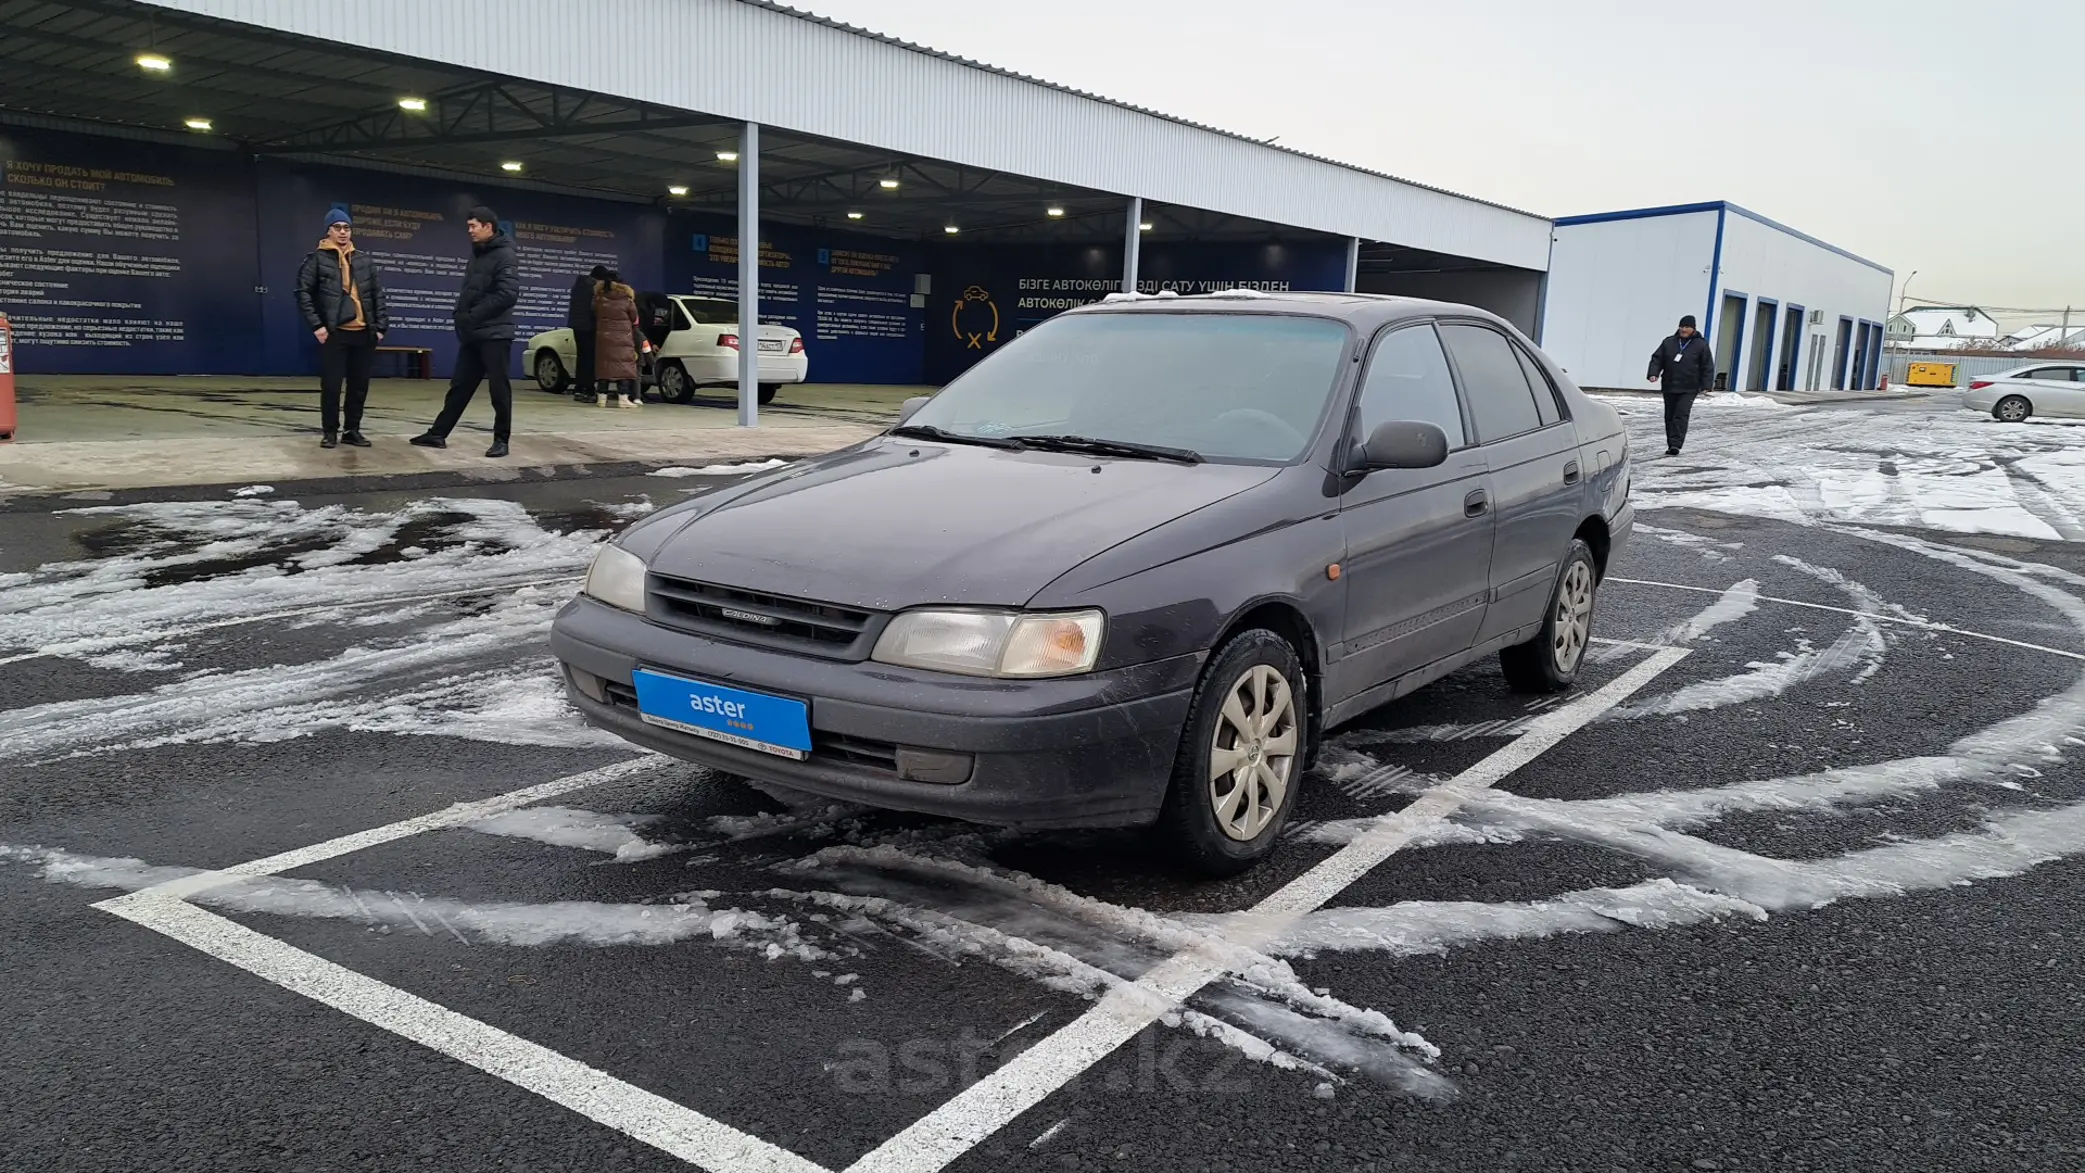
[1437, 322, 1585, 644]
[1330, 322, 1496, 706]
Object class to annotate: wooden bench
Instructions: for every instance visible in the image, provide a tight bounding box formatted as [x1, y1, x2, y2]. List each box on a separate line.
[376, 345, 433, 379]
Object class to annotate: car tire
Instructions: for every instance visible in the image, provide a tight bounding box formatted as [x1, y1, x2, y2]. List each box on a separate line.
[758, 383, 781, 406]
[657, 360, 694, 405]
[1156, 629, 1307, 877]
[534, 350, 569, 392]
[1993, 395, 2032, 423]
[1500, 538, 1599, 694]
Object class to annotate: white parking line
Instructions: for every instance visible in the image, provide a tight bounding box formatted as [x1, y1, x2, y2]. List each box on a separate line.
[1609, 576, 2085, 662]
[123, 756, 664, 904]
[844, 646, 1691, 1173]
[97, 895, 829, 1173]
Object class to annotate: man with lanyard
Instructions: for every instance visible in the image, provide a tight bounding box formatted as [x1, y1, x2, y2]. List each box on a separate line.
[1647, 313, 1716, 456]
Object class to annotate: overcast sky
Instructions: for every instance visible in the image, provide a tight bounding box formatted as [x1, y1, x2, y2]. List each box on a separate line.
[801, 0, 2083, 324]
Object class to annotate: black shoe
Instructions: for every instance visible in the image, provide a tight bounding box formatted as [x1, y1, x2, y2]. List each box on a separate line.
[409, 433, 446, 449]
[320, 432, 338, 449]
[1666, 447, 1681, 457]
[485, 441, 509, 458]
[342, 431, 372, 448]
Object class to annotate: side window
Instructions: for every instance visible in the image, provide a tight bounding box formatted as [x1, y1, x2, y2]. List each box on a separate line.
[1355, 324, 1466, 449]
[1513, 344, 1563, 426]
[1440, 323, 1543, 442]
[2025, 368, 2070, 381]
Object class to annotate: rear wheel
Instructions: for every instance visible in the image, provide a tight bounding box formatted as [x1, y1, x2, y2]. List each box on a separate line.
[657, 360, 694, 405]
[534, 350, 569, 392]
[758, 383, 781, 406]
[1501, 539, 1598, 694]
[1156, 630, 1306, 876]
[1994, 395, 2032, 423]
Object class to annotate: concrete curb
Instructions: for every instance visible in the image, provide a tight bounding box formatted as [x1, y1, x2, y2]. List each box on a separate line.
[0, 451, 839, 512]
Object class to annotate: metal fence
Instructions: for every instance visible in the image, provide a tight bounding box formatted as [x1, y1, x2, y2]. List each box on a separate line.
[1885, 351, 2046, 388]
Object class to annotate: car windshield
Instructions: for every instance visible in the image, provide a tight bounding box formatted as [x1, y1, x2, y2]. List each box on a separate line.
[675, 297, 741, 325]
[904, 311, 1351, 464]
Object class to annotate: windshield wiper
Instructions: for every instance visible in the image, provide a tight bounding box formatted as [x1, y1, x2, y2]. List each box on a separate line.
[1013, 434, 1205, 464]
[888, 424, 1028, 450]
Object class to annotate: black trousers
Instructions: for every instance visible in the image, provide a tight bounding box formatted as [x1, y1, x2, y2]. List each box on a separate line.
[573, 329, 597, 396]
[1663, 391, 1698, 453]
[431, 340, 514, 442]
[319, 329, 374, 435]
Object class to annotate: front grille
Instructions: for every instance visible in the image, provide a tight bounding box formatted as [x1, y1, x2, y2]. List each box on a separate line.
[646, 574, 883, 659]
[814, 732, 899, 772]
[602, 679, 639, 708]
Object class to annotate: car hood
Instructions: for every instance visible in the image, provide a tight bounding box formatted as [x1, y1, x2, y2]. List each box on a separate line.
[642, 438, 1278, 609]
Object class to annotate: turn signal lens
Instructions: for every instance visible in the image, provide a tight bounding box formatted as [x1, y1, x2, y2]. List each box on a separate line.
[788, 337, 805, 354]
[1968, 381, 1992, 390]
[582, 543, 647, 613]
[1000, 614, 1101, 677]
[717, 333, 740, 349]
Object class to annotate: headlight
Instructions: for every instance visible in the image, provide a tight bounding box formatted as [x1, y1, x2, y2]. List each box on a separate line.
[872, 609, 1104, 678]
[582, 543, 648, 613]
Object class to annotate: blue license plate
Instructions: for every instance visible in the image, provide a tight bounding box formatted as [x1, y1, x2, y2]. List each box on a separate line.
[631, 669, 812, 760]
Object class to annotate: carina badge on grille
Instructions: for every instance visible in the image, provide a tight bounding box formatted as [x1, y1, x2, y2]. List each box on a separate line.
[718, 607, 783, 627]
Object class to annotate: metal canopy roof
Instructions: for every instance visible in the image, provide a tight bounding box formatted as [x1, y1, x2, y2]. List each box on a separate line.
[0, 0, 1360, 247]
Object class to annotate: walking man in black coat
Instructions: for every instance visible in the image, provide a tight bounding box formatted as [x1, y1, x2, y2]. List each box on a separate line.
[413, 205, 519, 458]
[295, 206, 388, 449]
[1647, 314, 1716, 456]
[568, 264, 608, 403]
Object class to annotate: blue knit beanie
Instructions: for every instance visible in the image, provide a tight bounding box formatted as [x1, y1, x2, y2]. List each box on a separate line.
[323, 205, 352, 230]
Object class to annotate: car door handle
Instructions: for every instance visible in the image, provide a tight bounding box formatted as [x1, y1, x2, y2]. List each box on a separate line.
[1464, 490, 1489, 517]
[1563, 461, 1581, 485]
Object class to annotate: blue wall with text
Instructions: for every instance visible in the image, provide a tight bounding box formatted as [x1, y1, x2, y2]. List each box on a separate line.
[1, 123, 1346, 388]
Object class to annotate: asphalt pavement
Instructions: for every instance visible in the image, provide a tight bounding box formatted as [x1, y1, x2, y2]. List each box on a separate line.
[3, 404, 2083, 1173]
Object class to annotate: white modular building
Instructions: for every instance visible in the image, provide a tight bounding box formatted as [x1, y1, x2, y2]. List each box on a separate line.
[1538, 202, 1894, 394]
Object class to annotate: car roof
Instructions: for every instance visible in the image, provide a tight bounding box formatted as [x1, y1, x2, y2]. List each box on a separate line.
[1058, 289, 1513, 332]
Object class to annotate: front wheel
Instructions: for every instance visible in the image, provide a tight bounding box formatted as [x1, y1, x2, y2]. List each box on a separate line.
[1994, 395, 2032, 423]
[1500, 539, 1599, 694]
[657, 360, 694, 405]
[1156, 630, 1307, 876]
[758, 383, 781, 406]
[534, 350, 569, 392]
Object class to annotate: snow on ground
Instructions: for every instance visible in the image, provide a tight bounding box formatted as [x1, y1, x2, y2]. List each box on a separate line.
[1616, 397, 2085, 540]
[649, 460, 787, 478]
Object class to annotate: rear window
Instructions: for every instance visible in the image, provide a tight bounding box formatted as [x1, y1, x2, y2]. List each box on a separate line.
[906, 311, 1352, 464]
[676, 298, 740, 325]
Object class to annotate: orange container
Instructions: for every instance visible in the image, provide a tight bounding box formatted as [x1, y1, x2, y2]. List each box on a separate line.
[0, 313, 15, 443]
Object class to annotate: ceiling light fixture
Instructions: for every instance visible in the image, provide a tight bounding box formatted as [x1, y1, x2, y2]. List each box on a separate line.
[943, 224, 960, 235]
[846, 211, 864, 220]
[397, 97, 428, 112]
[716, 150, 740, 163]
[500, 161, 523, 172]
[1139, 222, 1153, 231]
[183, 117, 212, 132]
[1046, 206, 1065, 218]
[136, 53, 172, 72]
[667, 185, 689, 196]
[879, 177, 901, 190]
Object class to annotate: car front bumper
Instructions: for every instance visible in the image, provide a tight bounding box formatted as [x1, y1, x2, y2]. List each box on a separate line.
[549, 596, 1199, 829]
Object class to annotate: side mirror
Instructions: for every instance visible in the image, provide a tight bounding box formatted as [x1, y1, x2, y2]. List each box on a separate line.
[1350, 420, 1449, 473]
[896, 395, 932, 426]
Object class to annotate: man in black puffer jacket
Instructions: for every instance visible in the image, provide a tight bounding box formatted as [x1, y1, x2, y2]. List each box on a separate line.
[413, 205, 520, 458]
[295, 206, 388, 449]
[1646, 313, 1717, 456]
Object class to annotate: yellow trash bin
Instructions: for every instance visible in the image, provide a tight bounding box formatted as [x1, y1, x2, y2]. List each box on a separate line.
[1907, 362, 1957, 387]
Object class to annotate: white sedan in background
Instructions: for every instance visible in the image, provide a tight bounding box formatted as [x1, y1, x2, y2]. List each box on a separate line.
[526, 294, 809, 405]
[1963, 362, 2085, 422]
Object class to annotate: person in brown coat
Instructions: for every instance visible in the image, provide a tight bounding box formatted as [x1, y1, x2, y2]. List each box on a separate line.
[591, 272, 643, 409]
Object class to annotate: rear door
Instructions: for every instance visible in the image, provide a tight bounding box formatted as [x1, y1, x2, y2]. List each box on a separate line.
[1437, 321, 1584, 645]
[1330, 322, 1496, 704]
